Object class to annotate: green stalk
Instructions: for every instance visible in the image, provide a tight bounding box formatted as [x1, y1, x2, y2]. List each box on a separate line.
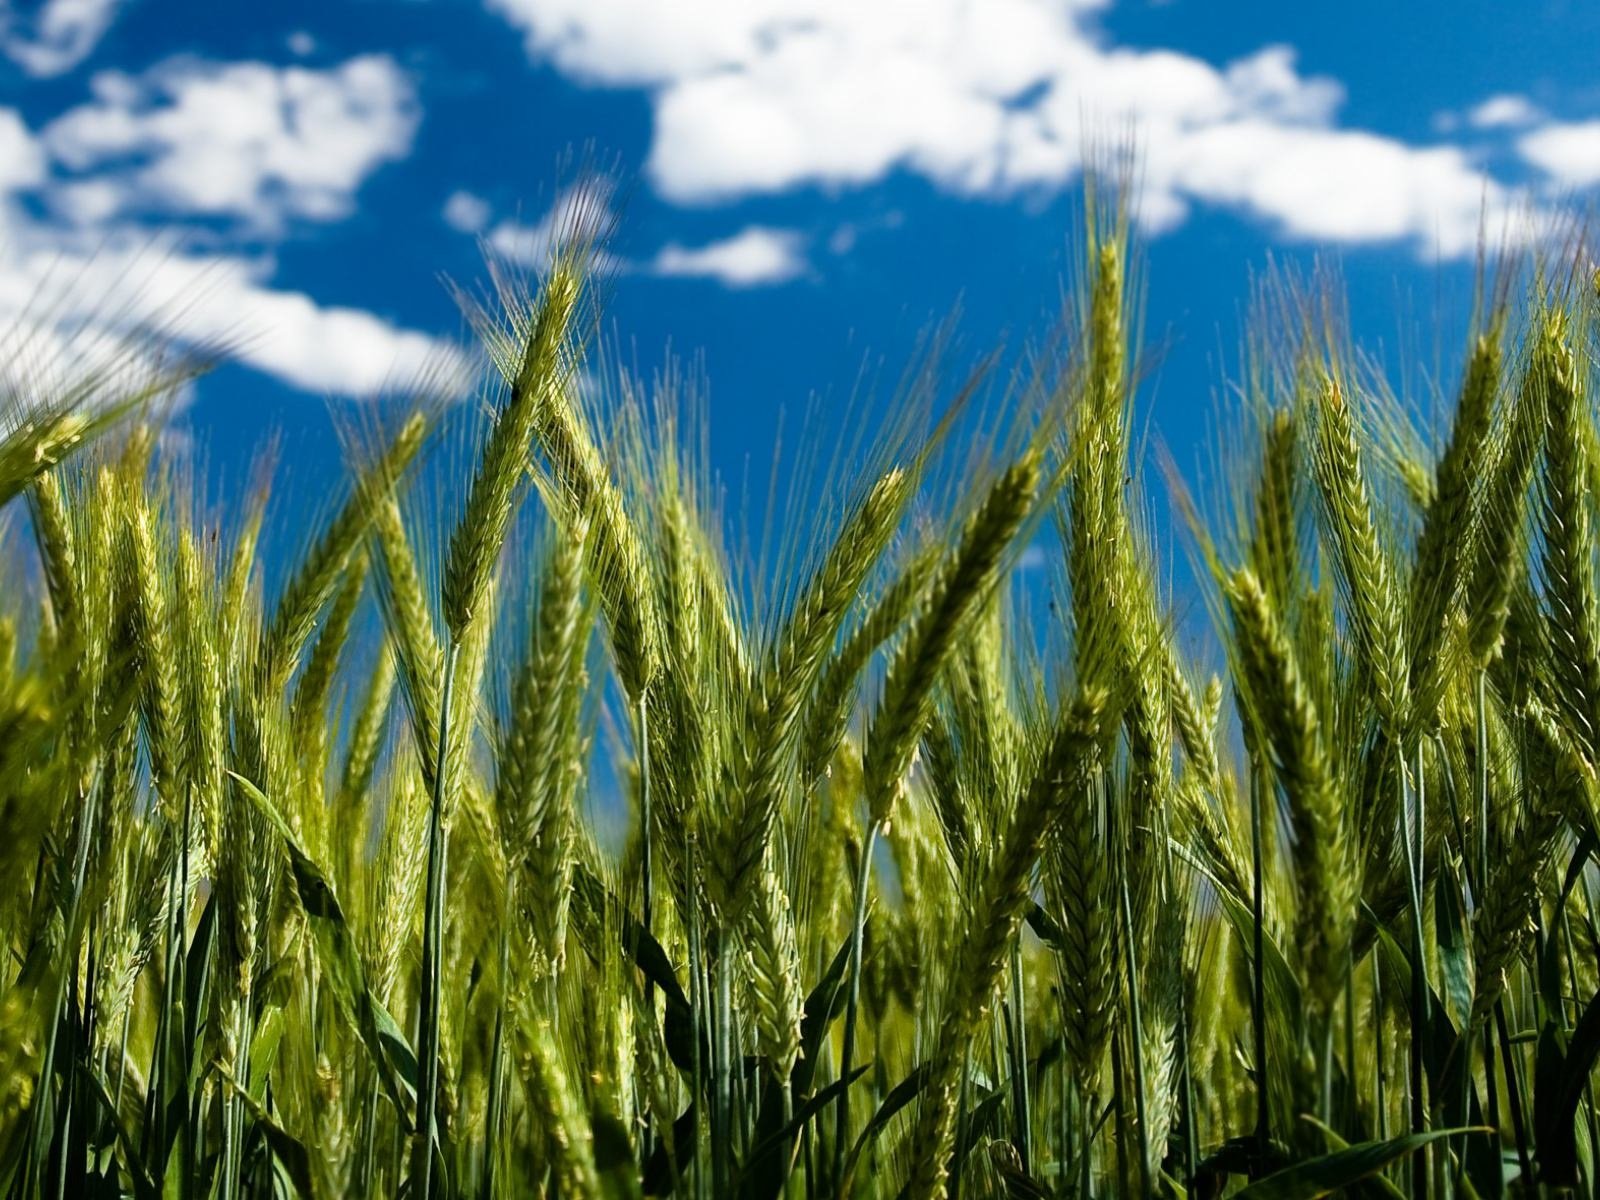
[1344, 960, 1357, 1133]
[953, 1039, 973, 1200]
[26, 774, 101, 1195]
[1179, 980, 1198, 1194]
[1117, 871, 1151, 1200]
[1374, 959, 1387, 1140]
[1079, 1076, 1094, 1200]
[1249, 758, 1270, 1174]
[483, 928, 509, 1200]
[1494, 1000, 1532, 1187]
[1009, 941, 1033, 1175]
[414, 640, 461, 1200]
[833, 818, 880, 1197]
[715, 948, 732, 1198]
[686, 831, 707, 1200]
[1400, 743, 1429, 1199]
[638, 691, 655, 1165]
[1110, 1029, 1131, 1198]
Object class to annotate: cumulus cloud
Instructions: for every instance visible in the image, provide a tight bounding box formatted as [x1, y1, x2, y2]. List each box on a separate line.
[1, 0, 121, 78]
[0, 53, 467, 400]
[43, 55, 419, 233]
[650, 226, 807, 286]
[487, 0, 1533, 257]
[1519, 120, 1600, 189]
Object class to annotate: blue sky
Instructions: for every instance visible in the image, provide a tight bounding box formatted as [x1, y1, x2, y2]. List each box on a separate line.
[3, 0, 1599, 551]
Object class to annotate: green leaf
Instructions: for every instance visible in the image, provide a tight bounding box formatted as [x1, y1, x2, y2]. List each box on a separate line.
[1233, 1128, 1482, 1199]
[1534, 984, 1600, 1187]
[228, 770, 418, 1129]
[841, 1062, 931, 1188]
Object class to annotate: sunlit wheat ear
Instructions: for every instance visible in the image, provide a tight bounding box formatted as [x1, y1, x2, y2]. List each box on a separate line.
[1468, 698, 1571, 1034]
[291, 552, 368, 810]
[1049, 760, 1118, 1118]
[1467, 347, 1546, 667]
[527, 372, 661, 706]
[1225, 566, 1354, 1022]
[118, 482, 186, 817]
[1311, 373, 1408, 735]
[1407, 329, 1501, 726]
[259, 411, 426, 693]
[802, 538, 940, 793]
[444, 261, 583, 645]
[1249, 407, 1302, 619]
[865, 454, 1040, 821]
[339, 643, 396, 809]
[371, 492, 445, 785]
[1532, 308, 1600, 755]
[497, 516, 590, 973]
[904, 686, 1108, 1200]
[741, 864, 804, 1082]
[718, 464, 912, 912]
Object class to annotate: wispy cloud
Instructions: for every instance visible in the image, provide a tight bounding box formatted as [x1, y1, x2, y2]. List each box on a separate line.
[1467, 94, 1546, 130]
[485, 0, 1547, 257]
[1, 0, 122, 78]
[443, 186, 807, 288]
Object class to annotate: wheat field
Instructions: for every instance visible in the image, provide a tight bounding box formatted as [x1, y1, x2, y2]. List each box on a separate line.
[2, 189, 1598, 1199]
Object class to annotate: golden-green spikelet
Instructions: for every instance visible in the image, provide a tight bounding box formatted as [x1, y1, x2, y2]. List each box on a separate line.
[1533, 309, 1600, 756]
[444, 264, 580, 642]
[292, 554, 368, 816]
[533, 380, 661, 705]
[1225, 566, 1354, 1022]
[802, 539, 940, 793]
[339, 643, 395, 812]
[1311, 375, 1408, 735]
[741, 864, 804, 1081]
[260, 411, 425, 691]
[1050, 762, 1118, 1099]
[902, 686, 1107, 1200]
[1408, 330, 1501, 726]
[497, 517, 590, 972]
[865, 455, 1039, 821]
[372, 492, 445, 786]
[720, 465, 911, 911]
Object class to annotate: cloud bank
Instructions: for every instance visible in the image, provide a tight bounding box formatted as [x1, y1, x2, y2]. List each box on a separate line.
[486, 0, 1589, 258]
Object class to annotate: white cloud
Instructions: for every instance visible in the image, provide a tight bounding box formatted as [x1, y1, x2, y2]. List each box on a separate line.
[448, 188, 806, 288]
[43, 55, 419, 233]
[650, 226, 807, 286]
[1519, 120, 1600, 189]
[0, 0, 121, 78]
[0, 110, 47, 193]
[0, 52, 467, 401]
[487, 0, 1536, 257]
[443, 189, 491, 233]
[0, 245, 474, 398]
[479, 181, 615, 267]
[1467, 93, 1545, 130]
